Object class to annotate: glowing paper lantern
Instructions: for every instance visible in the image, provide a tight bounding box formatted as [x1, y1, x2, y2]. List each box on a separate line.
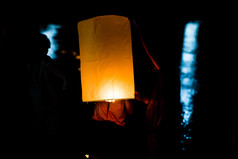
[77, 15, 135, 102]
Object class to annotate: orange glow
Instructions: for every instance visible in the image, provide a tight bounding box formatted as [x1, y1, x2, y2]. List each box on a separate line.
[78, 15, 135, 102]
[105, 99, 116, 103]
[85, 154, 89, 158]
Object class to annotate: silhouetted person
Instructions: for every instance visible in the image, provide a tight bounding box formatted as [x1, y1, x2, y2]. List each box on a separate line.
[27, 33, 69, 141]
[92, 100, 133, 126]
[135, 70, 165, 159]
[85, 99, 134, 158]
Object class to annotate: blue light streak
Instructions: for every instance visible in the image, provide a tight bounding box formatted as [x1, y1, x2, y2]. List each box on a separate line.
[40, 24, 61, 59]
[180, 22, 199, 127]
[179, 21, 200, 150]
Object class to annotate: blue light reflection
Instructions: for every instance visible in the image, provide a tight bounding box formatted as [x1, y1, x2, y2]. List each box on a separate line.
[40, 24, 61, 59]
[180, 22, 199, 127]
[179, 21, 200, 150]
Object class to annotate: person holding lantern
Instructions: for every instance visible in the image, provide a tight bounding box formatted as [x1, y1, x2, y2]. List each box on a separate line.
[85, 99, 134, 158]
[92, 100, 133, 127]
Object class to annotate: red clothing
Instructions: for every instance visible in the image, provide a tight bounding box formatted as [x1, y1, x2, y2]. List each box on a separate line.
[92, 100, 128, 126]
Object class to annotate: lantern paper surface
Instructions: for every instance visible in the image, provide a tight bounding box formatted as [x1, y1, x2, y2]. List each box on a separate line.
[78, 15, 135, 102]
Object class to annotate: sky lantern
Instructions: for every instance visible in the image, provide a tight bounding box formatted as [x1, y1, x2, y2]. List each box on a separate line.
[77, 15, 135, 102]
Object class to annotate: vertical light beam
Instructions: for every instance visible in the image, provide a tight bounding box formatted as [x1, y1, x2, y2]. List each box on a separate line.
[40, 24, 61, 59]
[180, 21, 200, 150]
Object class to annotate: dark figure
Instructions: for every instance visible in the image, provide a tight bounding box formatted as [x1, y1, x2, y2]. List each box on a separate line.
[85, 99, 134, 159]
[135, 70, 165, 159]
[27, 33, 69, 144]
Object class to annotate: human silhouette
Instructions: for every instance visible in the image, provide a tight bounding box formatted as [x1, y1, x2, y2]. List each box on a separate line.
[27, 33, 69, 139]
[85, 99, 134, 158]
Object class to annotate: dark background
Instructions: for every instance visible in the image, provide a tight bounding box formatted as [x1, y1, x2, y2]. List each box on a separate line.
[1, 3, 237, 154]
